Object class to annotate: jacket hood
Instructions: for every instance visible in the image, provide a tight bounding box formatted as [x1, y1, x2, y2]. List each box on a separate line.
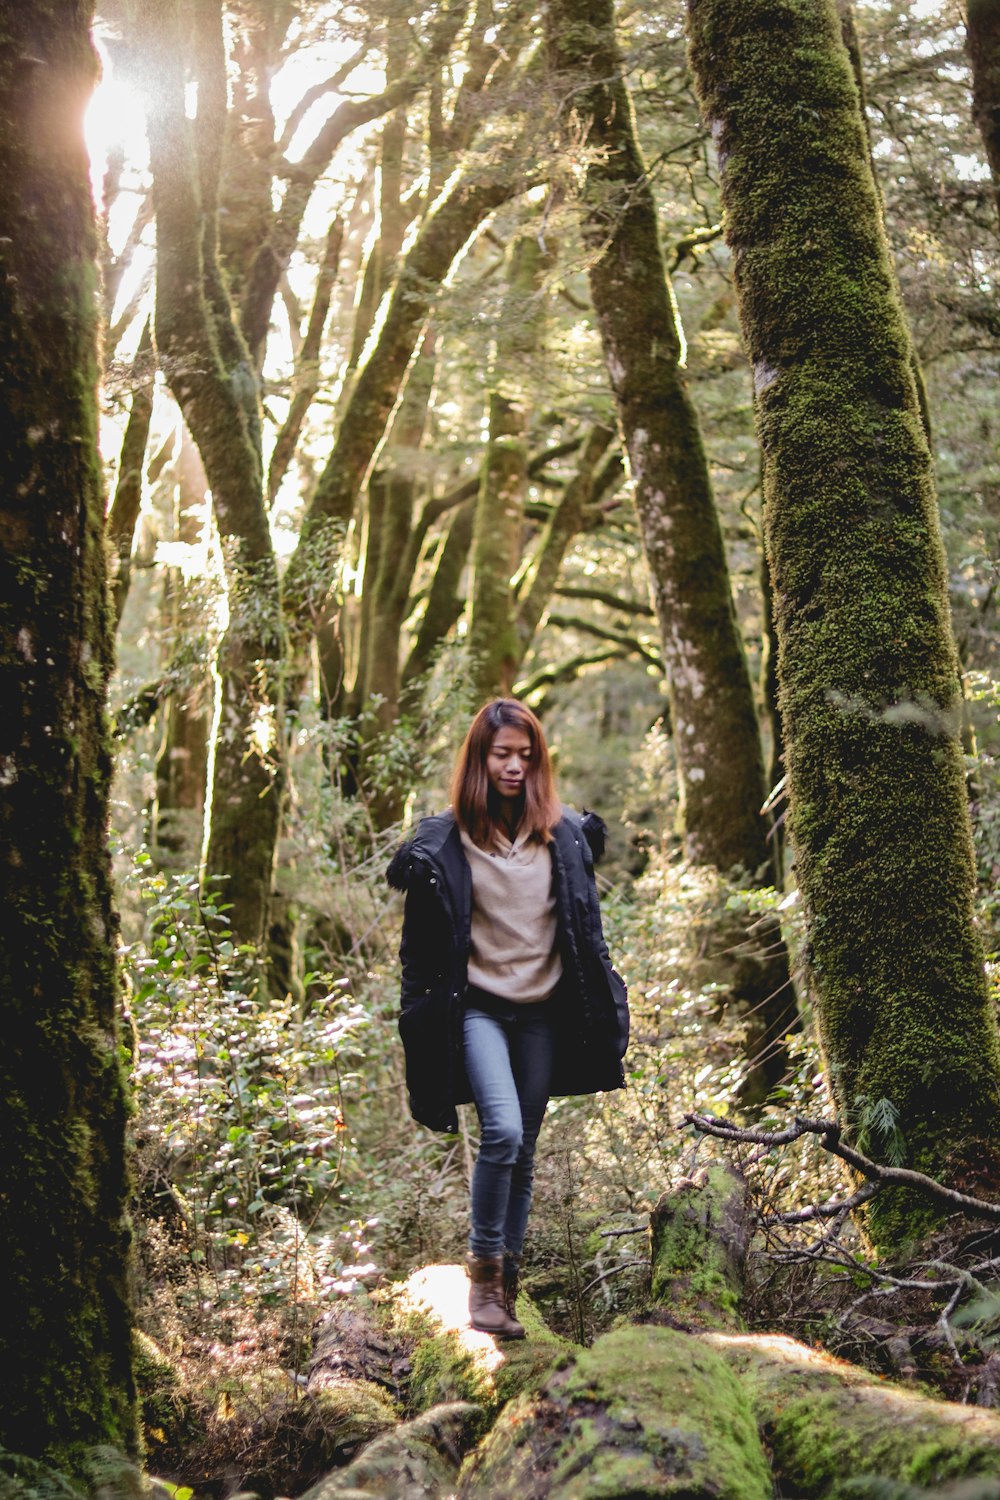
[385, 810, 457, 891]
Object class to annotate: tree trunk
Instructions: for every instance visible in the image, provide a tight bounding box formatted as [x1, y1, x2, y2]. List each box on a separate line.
[140, 0, 286, 946]
[283, 166, 523, 647]
[106, 320, 154, 625]
[514, 426, 619, 665]
[0, 0, 138, 1469]
[686, 0, 1000, 1247]
[152, 429, 211, 865]
[468, 233, 553, 701]
[966, 0, 1000, 224]
[545, 0, 798, 1101]
[545, 0, 775, 881]
[402, 500, 476, 695]
[361, 338, 438, 738]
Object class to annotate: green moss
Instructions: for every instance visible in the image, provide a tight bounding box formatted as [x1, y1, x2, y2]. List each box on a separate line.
[649, 1164, 748, 1332]
[459, 1325, 771, 1498]
[403, 1303, 565, 1421]
[685, 0, 1000, 1249]
[714, 1330, 1000, 1498]
[133, 1332, 200, 1467]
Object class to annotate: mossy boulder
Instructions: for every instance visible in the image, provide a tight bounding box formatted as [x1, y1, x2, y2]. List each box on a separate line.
[297, 1401, 484, 1499]
[710, 1330, 1000, 1497]
[457, 1323, 772, 1498]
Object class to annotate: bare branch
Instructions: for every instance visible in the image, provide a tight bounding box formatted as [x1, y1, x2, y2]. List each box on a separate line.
[686, 1112, 1000, 1224]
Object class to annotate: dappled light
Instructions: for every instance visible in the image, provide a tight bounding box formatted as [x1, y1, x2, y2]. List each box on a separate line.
[3, 0, 1000, 1494]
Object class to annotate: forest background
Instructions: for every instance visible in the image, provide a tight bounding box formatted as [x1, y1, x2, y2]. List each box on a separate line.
[2, 0, 1000, 1492]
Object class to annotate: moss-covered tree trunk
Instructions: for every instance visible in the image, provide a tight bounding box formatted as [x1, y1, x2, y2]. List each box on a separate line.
[545, 0, 774, 880]
[0, 0, 138, 1469]
[686, 0, 1000, 1244]
[140, 0, 285, 947]
[468, 234, 553, 702]
[966, 0, 1000, 223]
[546, 0, 799, 1100]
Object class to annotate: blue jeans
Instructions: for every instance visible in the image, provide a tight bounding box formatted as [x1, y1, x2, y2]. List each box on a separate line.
[463, 994, 556, 1260]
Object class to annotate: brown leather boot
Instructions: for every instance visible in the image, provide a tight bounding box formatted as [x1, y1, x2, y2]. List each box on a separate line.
[503, 1252, 522, 1326]
[467, 1253, 525, 1339]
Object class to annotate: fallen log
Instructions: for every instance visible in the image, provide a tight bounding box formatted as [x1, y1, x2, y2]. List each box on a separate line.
[649, 1159, 1000, 1497]
[710, 1330, 1000, 1498]
[457, 1322, 773, 1499]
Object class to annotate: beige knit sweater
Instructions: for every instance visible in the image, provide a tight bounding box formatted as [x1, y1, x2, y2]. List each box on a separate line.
[459, 826, 563, 1002]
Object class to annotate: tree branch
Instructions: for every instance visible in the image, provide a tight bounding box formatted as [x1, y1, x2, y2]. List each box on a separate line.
[554, 583, 654, 616]
[685, 1112, 1000, 1225]
[545, 612, 663, 670]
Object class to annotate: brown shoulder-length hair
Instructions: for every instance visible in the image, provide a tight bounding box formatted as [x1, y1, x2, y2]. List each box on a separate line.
[450, 699, 561, 848]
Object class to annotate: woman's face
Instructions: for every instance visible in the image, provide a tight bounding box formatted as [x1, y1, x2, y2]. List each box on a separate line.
[486, 724, 534, 800]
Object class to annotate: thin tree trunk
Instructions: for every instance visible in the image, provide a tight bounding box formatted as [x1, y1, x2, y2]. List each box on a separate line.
[266, 217, 344, 506]
[966, 0, 1000, 224]
[107, 319, 154, 625]
[468, 233, 553, 701]
[546, 0, 799, 1099]
[402, 500, 476, 695]
[514, 425, 618, 661]
[140, 0, 285, 947]
[686, 0, 1000, 1246]
[153, 429, 211, 863]
[271, 14, 531, 702]
[0, 1, 138, 1468]
[283, 165, 524, 648]
[544, 0, 775, 881]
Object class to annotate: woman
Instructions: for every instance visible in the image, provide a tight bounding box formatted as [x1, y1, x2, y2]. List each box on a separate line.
[387, 699, 629, 1339]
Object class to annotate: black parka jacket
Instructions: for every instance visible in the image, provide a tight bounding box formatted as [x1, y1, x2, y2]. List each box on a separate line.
[386, 807, 629, 1133]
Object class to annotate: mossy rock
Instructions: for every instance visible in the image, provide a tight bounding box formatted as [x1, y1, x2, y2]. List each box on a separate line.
[710, 1331, 1000, 1498]
[458, 1324, 771, 1498]
[391, 1265, 566, 1420]
[298, 1401, 484, 1499]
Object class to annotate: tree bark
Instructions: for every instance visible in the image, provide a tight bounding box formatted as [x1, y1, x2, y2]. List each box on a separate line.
[686, 0, 1000, 1246]
[468, 233, 554, 701]
[0, 0, 138, 1468]
[140, 0, 285, 946]
[966, 0, 1000, 225]
[545, 0, 775, 881]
